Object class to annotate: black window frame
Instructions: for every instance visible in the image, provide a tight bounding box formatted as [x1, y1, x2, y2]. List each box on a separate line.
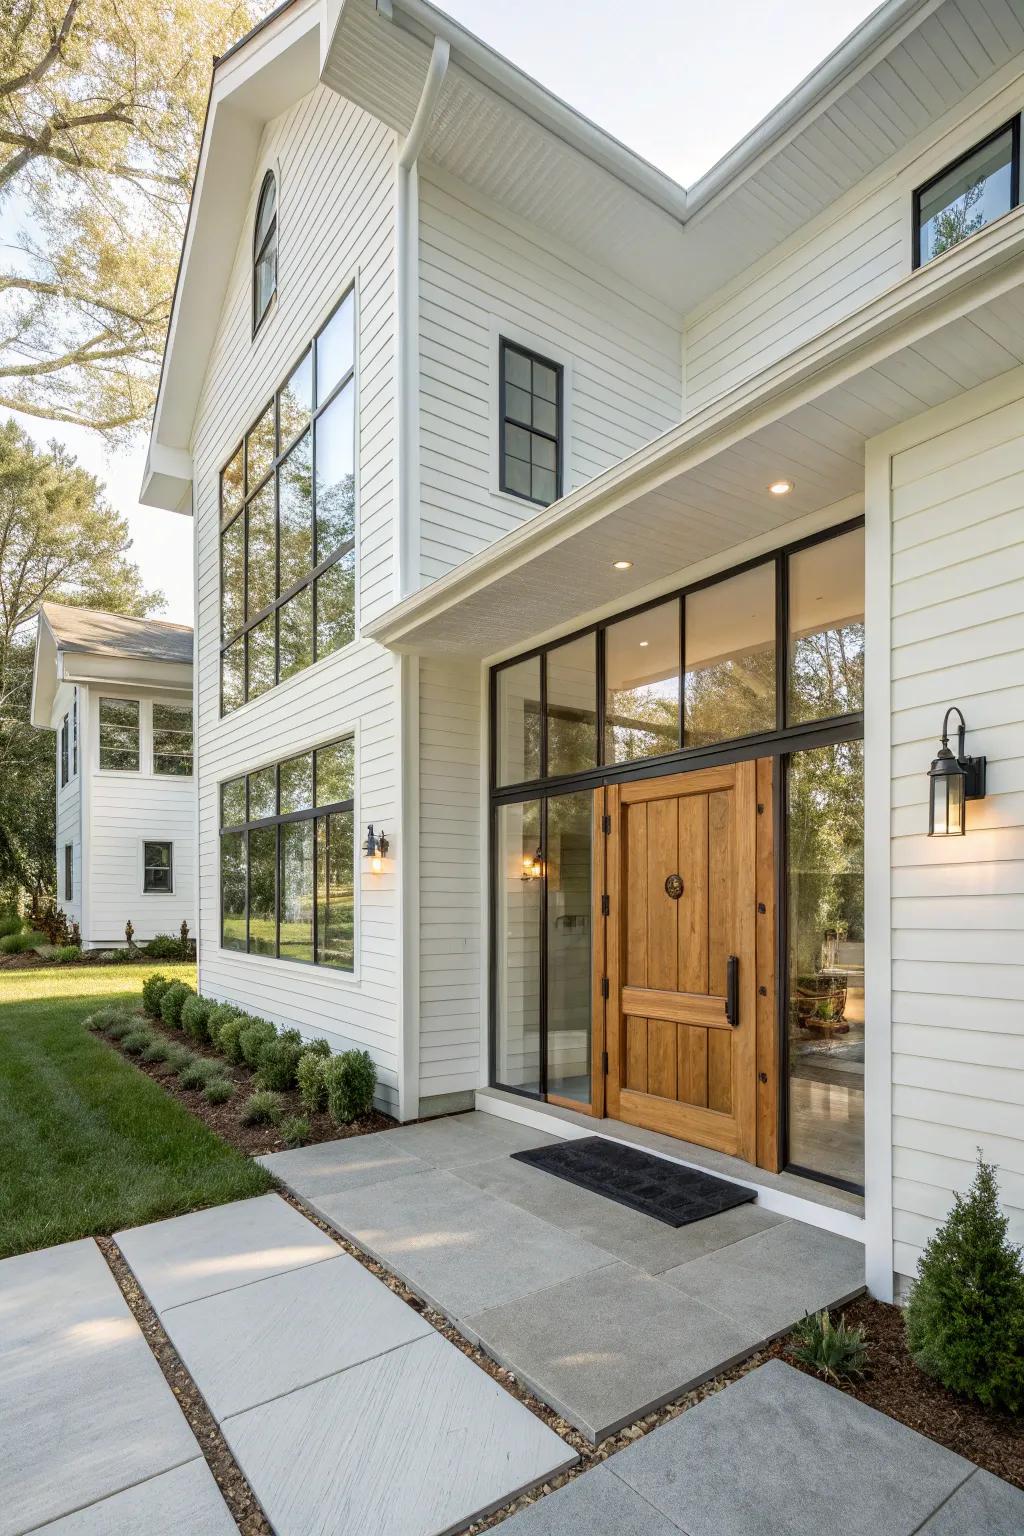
[59, 713, 69, 788]
[143, 840, 174, 895]
[71, 691, 77, 776]
[912, 116, 1021, 271]
[63, 843, 73, 902]
[252, 170, 278, 336]
[498, 338, 563, 508]
[218, 737, 356, 972]
[98, 697, 141, 773]
[219, 288, 357, 717]
[152, 701, 194, 777]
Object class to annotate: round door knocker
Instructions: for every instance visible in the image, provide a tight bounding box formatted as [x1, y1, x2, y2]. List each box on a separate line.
[664, 873, 684, 900]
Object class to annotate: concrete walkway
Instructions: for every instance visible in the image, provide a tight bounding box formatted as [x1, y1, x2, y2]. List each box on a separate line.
[501, 1360, 1024, 1535]
[0, 1238, 234, 1536]
[262, 1113, 865, 1440]
[115, 1193, 575, 1536]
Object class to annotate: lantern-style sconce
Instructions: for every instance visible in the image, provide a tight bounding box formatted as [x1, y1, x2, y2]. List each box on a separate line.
[928, 707, 986, 837]
[520, 848, 543, 881]
[364, 824, 389, 873]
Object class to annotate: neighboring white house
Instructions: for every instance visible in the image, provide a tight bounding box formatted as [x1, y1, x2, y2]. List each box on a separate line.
[141, 0, 1024, 1303]
[30, 604, 196, 948]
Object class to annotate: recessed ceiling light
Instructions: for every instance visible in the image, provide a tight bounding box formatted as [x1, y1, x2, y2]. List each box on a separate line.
[612, 559, 633, 570]
[639, 640, 649, 648]
[768, 478, 794, 496]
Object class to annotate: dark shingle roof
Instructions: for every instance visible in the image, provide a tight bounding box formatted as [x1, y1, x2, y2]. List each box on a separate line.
[41, 602, 193, 665]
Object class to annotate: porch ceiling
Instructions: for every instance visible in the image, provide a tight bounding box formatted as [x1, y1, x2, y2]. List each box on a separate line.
[366, 215, 1024, 659]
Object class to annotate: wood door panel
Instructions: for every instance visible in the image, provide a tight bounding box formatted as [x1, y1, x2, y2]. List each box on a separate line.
[605, 759, 766, 1165]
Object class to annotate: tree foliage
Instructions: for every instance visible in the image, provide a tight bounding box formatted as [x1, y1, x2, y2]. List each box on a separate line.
[0, 419, 161, 896]
[0, 0, 262, 436]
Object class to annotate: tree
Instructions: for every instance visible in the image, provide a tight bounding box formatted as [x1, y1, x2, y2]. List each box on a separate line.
[0, 0, 263, 437]
[0, 419, 162, 896]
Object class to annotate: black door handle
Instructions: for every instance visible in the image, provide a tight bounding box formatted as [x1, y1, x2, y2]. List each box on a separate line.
[726, 955, 739, 1027]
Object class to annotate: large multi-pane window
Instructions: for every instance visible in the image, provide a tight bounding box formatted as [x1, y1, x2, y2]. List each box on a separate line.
[493, 522, 864, 788]
[219, 737, 355, 971]
[914, 120, 1019, 269]
[153, 704, 193, 776]
[220, 290, 356, 714]
[99, 698, 140, 771]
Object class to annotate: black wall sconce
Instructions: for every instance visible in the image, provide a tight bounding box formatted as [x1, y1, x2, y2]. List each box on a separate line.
[365, 824, 389, 873]
[928, 707, 986, 837]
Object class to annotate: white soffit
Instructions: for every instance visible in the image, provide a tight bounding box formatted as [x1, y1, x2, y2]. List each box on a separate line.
[366, 223, 1024, 658]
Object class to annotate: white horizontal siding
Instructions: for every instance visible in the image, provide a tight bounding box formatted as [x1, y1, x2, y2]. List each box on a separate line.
[416, 169, 683, 584]
[189, 84, 400, 1113]
[887, 375, 1024, 1283]
[418, 659, 482, 1102]
[685, 67, 1024, 408]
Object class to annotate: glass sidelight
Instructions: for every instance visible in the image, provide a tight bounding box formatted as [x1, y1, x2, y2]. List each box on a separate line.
[494, 792, 594, 1104]
[786, 741, 865, 1187]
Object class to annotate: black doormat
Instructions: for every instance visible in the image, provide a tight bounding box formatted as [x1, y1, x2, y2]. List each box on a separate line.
[511, 1136, 757, 1227]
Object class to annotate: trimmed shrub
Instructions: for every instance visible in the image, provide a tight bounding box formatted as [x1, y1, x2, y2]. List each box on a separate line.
[905, 1154, 1024, 1413]
[281, 1115, 310, 1149]
[141, 1038, 171, 1063]
[54, 945, 82, 964]
[305, 1037, 332, 1058]
[791, 1310, 867, 1384]
[142, 973, 171, 1018]
[324, 1049, 377, 1125]
[181, 994, 213, 1043]
[145, 933, 187, 960]
[121, 1028, 154, 1056]
[217, 1012, 248, 1064]
[240, 1090, 283, 1126]
[84, 1005, 133, 1034]
[256, 1035, 304, 1091]
[296, 1050, 328, 1113]
[240, 1018, 277, 1070]
[159, 980, 193, 1029]
[105, 947, 138, 964]
[204, 1077, 235, 1105]
[207, 1003, 242, 1048]
[178, 1057, 222, 1091]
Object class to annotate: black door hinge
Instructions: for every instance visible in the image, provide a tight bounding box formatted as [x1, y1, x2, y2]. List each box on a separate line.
[601, 976, 610, 1000]
[602, 813, 612, 834]
[600, 893, 610, 916]
[601, 1050, 609, 1075]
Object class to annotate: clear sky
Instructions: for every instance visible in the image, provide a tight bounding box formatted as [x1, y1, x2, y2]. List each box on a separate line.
[6, 0, 880, 625]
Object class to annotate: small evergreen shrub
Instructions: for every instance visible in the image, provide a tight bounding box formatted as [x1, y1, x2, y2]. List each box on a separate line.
[905, 1154, 1024, 1413]
[256, 1035, 304, 1091]
[53, 944, 82, 964]
[207, 1003, 242, 1048]
[296, 1050, 328, 1113]
[324, 1049, 377, 1125]
[178, 1057, 222, 1090]
[791, 1310, 867, 1384]
[217, 1012, 248, 1063]
[142, 973, 171, 1018]
[240, 1018, 277, 1070]
[84, 1005, 133, 1034]
[162, 1043, 194, 1074]
[141, 1038, 171, 1063]
[305, 1037, 332, 1058]
[159, 980, 193, 1029]
[106, 947, 137, 964]
[145, 933, 188, 960]
[181, 994, 213, 1043]
[204, 1076, 234, 1105]
[121, 1027, 154, 1056]
[281, 1115, 310, 1148]
[240, 1089, 283, 1126]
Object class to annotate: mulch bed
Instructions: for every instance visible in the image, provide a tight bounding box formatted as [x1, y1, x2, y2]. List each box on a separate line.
[101, 1010, 395, 1156]
[764, 1296, 1023, 1490]
[0, 950, 190, 971]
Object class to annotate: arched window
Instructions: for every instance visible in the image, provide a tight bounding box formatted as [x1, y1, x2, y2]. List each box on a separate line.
[253, 171, 277, 333]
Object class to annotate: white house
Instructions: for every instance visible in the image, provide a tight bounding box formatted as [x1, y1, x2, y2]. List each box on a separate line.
[141, 0, 1024, 1303]
[30, 604, 196, 948]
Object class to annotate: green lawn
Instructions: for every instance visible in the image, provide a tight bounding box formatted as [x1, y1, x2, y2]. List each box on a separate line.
[0, 961, 274, 1258]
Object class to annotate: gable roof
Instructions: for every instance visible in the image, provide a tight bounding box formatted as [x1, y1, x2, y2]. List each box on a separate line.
[30, 604, 193, 729]
[40, 603, 193, 664]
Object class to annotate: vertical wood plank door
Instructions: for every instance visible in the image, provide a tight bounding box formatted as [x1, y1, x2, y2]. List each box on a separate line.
[604, 762, 761, 1163]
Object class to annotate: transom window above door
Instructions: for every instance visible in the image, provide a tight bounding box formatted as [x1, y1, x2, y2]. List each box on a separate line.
[219, 289, 356, 715]
[499, 339, 562, 507]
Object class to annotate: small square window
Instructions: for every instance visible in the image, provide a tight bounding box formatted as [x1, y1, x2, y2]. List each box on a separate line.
[914, 122, 1018, 269]
[499, 340, 562, 507]
[143, 841, 173, 894]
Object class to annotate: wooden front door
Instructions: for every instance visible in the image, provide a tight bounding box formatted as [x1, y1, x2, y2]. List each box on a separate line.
[603, 761, 765, 1163]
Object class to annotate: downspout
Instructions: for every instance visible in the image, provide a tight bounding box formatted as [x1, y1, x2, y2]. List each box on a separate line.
[385, 20, 449, 1123]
